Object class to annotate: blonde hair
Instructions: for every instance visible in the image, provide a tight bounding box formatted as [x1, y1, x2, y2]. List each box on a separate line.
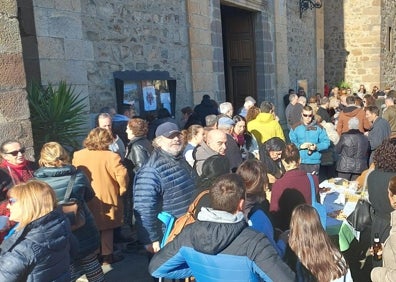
[83, 127, 113, 150]
[9, 180, 57, 230]
[39, 142, 70, 167]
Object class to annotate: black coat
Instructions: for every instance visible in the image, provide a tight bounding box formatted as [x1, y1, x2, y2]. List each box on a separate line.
[124, 136, 153, 176]
[34, 165, 100, 260]
[0, 209, 77, 281]
[335, 129, 369, 174]
[368, 169, 396, 242]
[194, 99, 218, 126]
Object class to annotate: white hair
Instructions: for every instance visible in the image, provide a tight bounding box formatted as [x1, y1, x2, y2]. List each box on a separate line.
[219, 102, 233, 115]
[348, 117, 359, 130]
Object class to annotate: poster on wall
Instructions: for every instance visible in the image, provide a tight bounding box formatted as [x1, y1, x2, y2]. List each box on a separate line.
[143, 85, 157, 111]
[123, 81, 140, 116]
[114, 70, 176, 119]
[160, 92, 171, 114]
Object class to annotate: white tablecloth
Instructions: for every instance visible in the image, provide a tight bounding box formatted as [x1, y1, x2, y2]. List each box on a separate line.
[319, 179, 360, 235]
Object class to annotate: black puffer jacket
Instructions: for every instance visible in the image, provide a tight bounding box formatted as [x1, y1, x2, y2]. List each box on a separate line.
[0, 209, 77, 281]
[335, 129, 369, 173]
[34, 165, 100, 260]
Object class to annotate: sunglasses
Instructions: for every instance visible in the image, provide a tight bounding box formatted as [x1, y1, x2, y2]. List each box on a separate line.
[302, 114, 313, 118]
[8, 198, 17, 205]
[4, 148, 26, 156]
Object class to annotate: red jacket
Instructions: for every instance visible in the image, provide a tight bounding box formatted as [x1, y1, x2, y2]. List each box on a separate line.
[270, 169, 319, 212]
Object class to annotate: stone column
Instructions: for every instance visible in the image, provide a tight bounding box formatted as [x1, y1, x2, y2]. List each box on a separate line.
[186, 0, 217, 105]
[0, 0, 34, 159]
[316, 6, 324, 96]
[274, 0, 289, 116]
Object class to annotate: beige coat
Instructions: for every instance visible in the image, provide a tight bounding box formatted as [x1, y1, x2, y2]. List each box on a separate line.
[72, 148, 129, 230]
[371, 210, 396, 282]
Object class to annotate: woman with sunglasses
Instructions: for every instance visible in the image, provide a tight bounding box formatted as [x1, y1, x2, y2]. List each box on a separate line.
[0, 140, 36, 185]
[0, 180, 77, 281]
[0, 140, 37, 244]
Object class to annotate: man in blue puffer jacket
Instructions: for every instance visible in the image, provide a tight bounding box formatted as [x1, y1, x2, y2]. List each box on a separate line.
[289, 105, 330, 175]
[133, 122, 197, 254]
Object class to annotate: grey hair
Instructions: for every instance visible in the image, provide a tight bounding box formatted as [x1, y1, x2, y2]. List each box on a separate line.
[348, 117, 359, 130]
[298, 96, 307, 104]
[219, 102, 233, 115]
[205, 115, 218, 127]
[97, 112, 112, 120]
[289, 93, 298, 102]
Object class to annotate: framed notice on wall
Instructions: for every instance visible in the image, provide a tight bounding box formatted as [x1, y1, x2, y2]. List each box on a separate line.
[114, 70, 176, 119]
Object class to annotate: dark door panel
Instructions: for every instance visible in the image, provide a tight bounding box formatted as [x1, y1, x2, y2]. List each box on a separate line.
[222, 5, 256, 110]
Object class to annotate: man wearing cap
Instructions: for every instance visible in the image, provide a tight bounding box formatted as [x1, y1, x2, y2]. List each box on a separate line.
[238, 96, 256, 118]
[247, 101, 285, 144]
[133, 122, 197, 254]
[217, 117, 243, 172]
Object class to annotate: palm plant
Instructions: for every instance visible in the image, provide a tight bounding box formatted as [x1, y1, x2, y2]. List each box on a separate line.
[27, 81, 87, 154]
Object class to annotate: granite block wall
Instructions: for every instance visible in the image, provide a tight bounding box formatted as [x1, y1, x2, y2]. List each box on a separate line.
[0, 0, 34, 159]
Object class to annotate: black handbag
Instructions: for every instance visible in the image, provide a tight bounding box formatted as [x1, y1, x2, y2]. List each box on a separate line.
[347, 198, 372, 231]
[346, 168, 373, 231]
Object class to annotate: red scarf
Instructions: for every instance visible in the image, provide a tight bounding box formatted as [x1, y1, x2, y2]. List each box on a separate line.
[0, 159, 34, 185]
[232, 133, 245, 147]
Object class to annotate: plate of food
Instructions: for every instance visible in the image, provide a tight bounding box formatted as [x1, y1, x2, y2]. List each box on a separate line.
[319, 187, 336, 194]
[328, 177, 349, 187]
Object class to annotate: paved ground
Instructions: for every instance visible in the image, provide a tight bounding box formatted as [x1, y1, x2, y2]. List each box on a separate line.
[77, 226, 154, 282]
[102, 247, 153, 282]
[77, 244, 153, 282]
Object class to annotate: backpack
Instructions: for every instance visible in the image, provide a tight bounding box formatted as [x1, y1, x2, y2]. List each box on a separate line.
[164, 190, 209, 245]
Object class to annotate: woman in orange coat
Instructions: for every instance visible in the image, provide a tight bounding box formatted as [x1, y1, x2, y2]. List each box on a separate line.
[73, 127, 129, 265]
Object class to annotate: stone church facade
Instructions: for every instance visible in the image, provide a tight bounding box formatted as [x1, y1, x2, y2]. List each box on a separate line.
[0, 0, 394, 157]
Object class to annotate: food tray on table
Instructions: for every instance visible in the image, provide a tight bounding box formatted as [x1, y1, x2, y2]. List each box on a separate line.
[319, 178, 359, 201]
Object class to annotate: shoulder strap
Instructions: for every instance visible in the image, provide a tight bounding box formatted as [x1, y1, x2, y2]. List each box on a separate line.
[63, 173, 77, 201]
[191, 145, 200, 169]
[307, 173, 316, 203]
[188, 190, 209, 215]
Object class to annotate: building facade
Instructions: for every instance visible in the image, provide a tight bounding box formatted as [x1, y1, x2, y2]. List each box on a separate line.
[0, 0, 394, 156]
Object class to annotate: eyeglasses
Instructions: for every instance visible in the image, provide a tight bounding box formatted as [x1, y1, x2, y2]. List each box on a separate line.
[8, 198, 17, 205]
[302, 114, 313, 118]
[4, 148, 26, 156]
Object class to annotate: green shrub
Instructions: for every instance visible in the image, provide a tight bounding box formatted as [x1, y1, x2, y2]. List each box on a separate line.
[338, 80, 352, 89]
[27, 81, 87, 155]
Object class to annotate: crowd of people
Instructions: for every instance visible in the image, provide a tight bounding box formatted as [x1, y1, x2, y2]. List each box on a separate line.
[0, 85, 395, 281]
